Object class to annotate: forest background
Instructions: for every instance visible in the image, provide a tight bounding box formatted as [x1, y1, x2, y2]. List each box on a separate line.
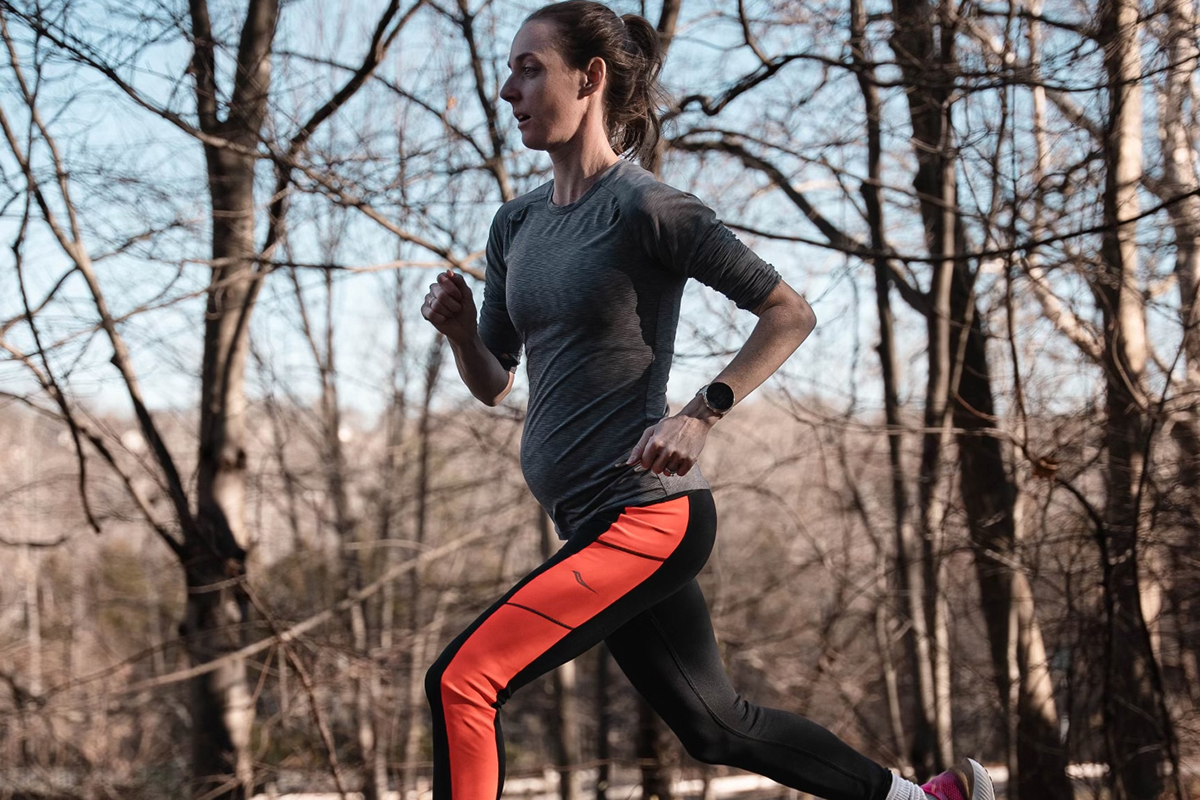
[1, 0, 1198, 798]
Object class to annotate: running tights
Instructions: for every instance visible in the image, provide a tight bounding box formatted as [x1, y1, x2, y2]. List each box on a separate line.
[425, 489, 894, 800]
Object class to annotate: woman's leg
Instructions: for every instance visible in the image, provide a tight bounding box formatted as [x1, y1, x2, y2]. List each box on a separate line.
[424, 489, 717, 800]
[604, 576, 896, 800]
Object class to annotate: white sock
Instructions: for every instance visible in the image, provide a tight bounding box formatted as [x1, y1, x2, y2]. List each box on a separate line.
[884, 771, 930, 800]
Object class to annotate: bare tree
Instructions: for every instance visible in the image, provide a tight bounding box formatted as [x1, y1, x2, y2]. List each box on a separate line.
[1094, 0, 1168, 794]
[0, 1, 422, 794]
[540, 509, 581, 800]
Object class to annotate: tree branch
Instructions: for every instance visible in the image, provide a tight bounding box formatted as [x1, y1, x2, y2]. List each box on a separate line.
[229, 0, 280, 135]
[671, 133, 929, 315]
[187, 0, 219, 131]
[0, 341, 186, 558]
[0, 51, 197, 542]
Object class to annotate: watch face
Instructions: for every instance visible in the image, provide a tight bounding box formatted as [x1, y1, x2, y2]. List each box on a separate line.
[706, 382, 735, 411]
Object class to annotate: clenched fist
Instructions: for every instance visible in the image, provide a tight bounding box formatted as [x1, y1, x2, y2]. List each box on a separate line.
[421, 269, 477, 346]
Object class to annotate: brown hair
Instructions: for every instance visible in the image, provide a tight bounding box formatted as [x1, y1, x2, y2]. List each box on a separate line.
[523, 1, 670, 172]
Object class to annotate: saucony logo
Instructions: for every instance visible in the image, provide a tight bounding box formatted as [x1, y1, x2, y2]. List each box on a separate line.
[573, 570, 597, 594]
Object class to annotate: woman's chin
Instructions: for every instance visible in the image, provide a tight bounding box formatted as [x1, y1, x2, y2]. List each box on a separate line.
[519, 132, 548, 150]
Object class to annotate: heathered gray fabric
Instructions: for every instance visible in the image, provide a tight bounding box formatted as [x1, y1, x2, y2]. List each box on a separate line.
[478, 157, 782, 539]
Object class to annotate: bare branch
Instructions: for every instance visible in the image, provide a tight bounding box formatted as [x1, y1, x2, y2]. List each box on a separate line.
[262, 0, 426, 261]
[1020, 259, 1104, 362]
[228, 0, 281, 135]
[187, 0, 219, 130]
[671, 133, 929, 314]
[0, 341, 186, 557]
[243, 583, 351, 798]
[450, 0, 514, 201]
[0, 45, 197, 539]
[736, 0, 772, 65]
[47, 527, 490, 702]
[10, 196, 101, 533]
[0, 533, 70, 548]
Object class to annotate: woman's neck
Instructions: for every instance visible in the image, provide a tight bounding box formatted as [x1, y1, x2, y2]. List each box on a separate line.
[549, 142, 621, 206]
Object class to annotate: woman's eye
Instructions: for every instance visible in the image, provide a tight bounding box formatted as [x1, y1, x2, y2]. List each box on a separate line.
[523, 67, 536, 77]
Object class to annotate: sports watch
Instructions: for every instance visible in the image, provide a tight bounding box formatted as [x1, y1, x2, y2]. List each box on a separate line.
[696, 382, 735, 418]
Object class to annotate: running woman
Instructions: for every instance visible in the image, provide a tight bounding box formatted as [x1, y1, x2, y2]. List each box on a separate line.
[420, 3, 995, 800]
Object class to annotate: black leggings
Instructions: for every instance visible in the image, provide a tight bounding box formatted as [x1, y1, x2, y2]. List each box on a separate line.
[425, 489, 894, 800]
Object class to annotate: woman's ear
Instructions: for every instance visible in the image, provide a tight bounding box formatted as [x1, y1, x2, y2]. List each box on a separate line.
[582, 56, 606, 96]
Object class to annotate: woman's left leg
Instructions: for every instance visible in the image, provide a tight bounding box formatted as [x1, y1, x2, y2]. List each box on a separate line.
[604, 577, 896, 800]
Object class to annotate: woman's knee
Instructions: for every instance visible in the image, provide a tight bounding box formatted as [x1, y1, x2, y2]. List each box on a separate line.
[425, 647, 488, 709]
[671, 695, 762, 765]
[676, 721, 737, 765]
[424, 656, 446, 706]
[424, 644, 459, 706]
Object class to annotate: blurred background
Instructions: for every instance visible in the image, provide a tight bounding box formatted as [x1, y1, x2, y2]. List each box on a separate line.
[1, 0, 1198, 797]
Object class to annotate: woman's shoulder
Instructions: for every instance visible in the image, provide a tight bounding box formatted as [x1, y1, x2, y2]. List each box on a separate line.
[604, 164, 716, 244]
[604, 161, 705, 221]
[604, 159, 662, 203]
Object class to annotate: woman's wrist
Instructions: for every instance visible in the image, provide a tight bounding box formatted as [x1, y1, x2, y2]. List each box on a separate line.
[678, 395, 722, 427]
[445, 324, 480, 352]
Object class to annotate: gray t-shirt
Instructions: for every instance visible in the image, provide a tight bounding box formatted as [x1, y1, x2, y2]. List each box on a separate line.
[478, 157, 782, 539]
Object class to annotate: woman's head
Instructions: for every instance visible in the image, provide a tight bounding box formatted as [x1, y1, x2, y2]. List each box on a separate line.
[499, 1, 669, 171]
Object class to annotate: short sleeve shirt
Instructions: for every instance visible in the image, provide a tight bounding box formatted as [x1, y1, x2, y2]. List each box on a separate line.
[478, 157, 782, 539]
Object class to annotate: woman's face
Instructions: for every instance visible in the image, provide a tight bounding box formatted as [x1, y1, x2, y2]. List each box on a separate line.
[500, 20, 605, 151]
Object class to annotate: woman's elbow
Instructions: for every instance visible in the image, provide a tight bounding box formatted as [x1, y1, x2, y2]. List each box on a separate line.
[774, 286, 816, 340]
[755, 280, 814, 337]
[796, 296, 816, 337]
[483, 371, 516, 406]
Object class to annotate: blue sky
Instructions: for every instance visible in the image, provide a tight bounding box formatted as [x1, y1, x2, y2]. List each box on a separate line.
[0, 0, 1144, 434]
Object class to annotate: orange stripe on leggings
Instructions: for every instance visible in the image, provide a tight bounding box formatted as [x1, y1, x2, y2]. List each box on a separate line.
[439, 495, 690, 799]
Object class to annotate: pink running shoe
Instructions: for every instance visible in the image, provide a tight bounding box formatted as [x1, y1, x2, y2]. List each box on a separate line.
[921, 758, 995, 800]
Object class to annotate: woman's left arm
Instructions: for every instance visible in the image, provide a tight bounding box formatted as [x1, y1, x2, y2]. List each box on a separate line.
[626, 279, 816, 475]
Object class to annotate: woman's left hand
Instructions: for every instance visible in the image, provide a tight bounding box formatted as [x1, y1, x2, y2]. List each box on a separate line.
[624, 408, 716, 476]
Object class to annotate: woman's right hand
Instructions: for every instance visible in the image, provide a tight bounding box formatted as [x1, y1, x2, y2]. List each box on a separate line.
[421, 269, 477, 345]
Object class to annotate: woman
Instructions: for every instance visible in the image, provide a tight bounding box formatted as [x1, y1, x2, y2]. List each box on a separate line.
[420, 4, 994, 800]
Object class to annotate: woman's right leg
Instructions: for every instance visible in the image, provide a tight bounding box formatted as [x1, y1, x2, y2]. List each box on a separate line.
[424, 490, 716, 800]
[604, 577, 896, 800]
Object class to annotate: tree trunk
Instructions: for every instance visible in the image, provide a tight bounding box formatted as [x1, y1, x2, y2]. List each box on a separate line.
[1156, 0, 1200, 405]
[22, 546, 42, 698]
[299, 268, 387, 800]
[637, 693, 673, 800]
[378, 271, 409, 796]
[184, 0, 280, 789]
[1157, 0, 1200, 703]
[402, 334, 445, 794]
[596, 643, 612, 800]
[874, 596, 908, 765]
[888, 0, 959, 773]
[850, 0, 926, 776]
[1096, 0, 1167, 794]
[183, 547, 255, 800]
[540, 510, 579, 800]
[949, 262, 1072, 800]
[189, 133, 262, 793]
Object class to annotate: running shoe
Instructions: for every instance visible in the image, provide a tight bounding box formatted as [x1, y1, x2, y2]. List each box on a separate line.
[920, 758, 995, 800]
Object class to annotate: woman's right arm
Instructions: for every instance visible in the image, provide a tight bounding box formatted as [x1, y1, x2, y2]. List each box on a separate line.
[422, 269, 515, 406]
[450, 331, 515, 407]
